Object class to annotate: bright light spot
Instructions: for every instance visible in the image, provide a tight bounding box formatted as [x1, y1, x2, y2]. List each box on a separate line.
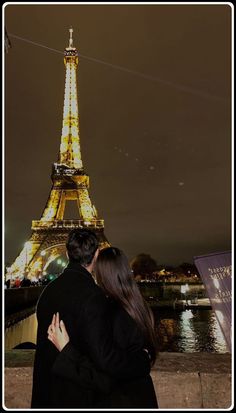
[213, 278, 220, 289]
[212, 314, 227, 349]
[57, 259, 62, 265]
[179, 310, 196, 352]
[225, 267, 231, 276]
[182, 309, 193, 322]
[41, 250, 46, 256]
[181, 285, 186, 294]
[62, 262, 66, 267]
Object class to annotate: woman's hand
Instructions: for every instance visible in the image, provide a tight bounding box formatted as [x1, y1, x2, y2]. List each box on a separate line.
[47, 312, 70, 351]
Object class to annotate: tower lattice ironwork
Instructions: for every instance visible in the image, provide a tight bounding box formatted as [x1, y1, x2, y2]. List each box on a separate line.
[8, 28, 109, 279]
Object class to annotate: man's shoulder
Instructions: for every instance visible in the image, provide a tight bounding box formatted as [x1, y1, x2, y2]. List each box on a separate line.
[61, 269, 107, 308]
[81, 282, 106, 305]
[38, 271, 101, 300]
[80, 285, 108, 316]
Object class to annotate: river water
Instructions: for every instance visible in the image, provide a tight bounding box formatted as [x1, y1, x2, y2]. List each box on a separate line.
[5, 308, 228, 353]
[153, 308, 228, 353]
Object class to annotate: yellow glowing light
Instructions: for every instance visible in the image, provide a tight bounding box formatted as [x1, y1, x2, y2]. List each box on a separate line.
[78, 189, 96, 220]
[41, 190, 61, 221]
[59, 57, 82, 169]
[92, 205, 98, 218]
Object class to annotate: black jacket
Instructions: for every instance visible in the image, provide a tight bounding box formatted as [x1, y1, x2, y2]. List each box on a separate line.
[52, 300, 158, 408]
[31, 262, 150, 408]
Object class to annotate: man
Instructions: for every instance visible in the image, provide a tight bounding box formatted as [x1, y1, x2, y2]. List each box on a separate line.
[31, 229, 150, 408]
[20, 274, 31, 287]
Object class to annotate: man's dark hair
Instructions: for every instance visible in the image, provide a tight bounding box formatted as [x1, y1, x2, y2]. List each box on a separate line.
[66, 228, 99, 267]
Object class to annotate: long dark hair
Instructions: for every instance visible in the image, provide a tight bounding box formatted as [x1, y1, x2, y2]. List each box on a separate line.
[95, 247, 157, 364]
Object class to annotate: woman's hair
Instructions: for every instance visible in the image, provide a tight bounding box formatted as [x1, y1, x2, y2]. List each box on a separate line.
[95, 247, 157, 364]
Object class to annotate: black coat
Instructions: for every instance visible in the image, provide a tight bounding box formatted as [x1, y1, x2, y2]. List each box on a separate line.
[31, 262, 150, 409]
[52, 300, 158, 408]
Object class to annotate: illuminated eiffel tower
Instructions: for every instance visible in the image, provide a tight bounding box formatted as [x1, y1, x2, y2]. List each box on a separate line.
[8, 28, 109, 279]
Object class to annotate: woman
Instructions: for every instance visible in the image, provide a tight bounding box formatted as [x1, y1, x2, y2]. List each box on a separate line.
[48, 247, 158, 408]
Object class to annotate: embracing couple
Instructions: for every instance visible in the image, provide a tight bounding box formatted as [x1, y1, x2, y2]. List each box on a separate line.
[31, 228, 158, 409]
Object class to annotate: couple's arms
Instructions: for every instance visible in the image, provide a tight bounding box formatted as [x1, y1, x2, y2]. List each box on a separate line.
[50, 292, 150, 392]
[48, 313, 112, 394]
[81, 292, 150, 380]
[52, 342, 113, 394]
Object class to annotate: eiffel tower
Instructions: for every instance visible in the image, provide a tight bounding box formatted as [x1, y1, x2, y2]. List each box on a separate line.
[8, 28, 109, 279]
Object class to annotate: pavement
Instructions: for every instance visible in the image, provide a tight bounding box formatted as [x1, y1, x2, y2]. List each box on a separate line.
[4, 351, 231, 409]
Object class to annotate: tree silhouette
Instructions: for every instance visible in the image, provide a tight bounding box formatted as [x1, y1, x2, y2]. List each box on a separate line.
[130, 253, 158, 276]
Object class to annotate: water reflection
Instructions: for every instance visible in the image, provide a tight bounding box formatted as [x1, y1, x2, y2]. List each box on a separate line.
[5, 309, 228, 353]
[153, 308, 228, 353]
[179, 309, 196, 352]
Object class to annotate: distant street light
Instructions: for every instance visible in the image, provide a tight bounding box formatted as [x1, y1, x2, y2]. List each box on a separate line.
[180, 284, 189, 306]
[180, 285, 186, 295]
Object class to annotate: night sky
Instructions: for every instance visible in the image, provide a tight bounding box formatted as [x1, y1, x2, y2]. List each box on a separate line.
[4, 3, 232, 266]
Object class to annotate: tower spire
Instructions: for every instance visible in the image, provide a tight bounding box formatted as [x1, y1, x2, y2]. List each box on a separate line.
[68, 26, 74, 49]
[59, 27, 82, 169]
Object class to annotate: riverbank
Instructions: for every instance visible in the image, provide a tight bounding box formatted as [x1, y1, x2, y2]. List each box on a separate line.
[5, 282, 208, 319]
[5, 298, 212, 327]
[4, 350, 232, 409]
[149, 297, 211, 309]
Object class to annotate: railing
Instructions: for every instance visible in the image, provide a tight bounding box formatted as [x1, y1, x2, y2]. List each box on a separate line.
[32, 219, 104, 230]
